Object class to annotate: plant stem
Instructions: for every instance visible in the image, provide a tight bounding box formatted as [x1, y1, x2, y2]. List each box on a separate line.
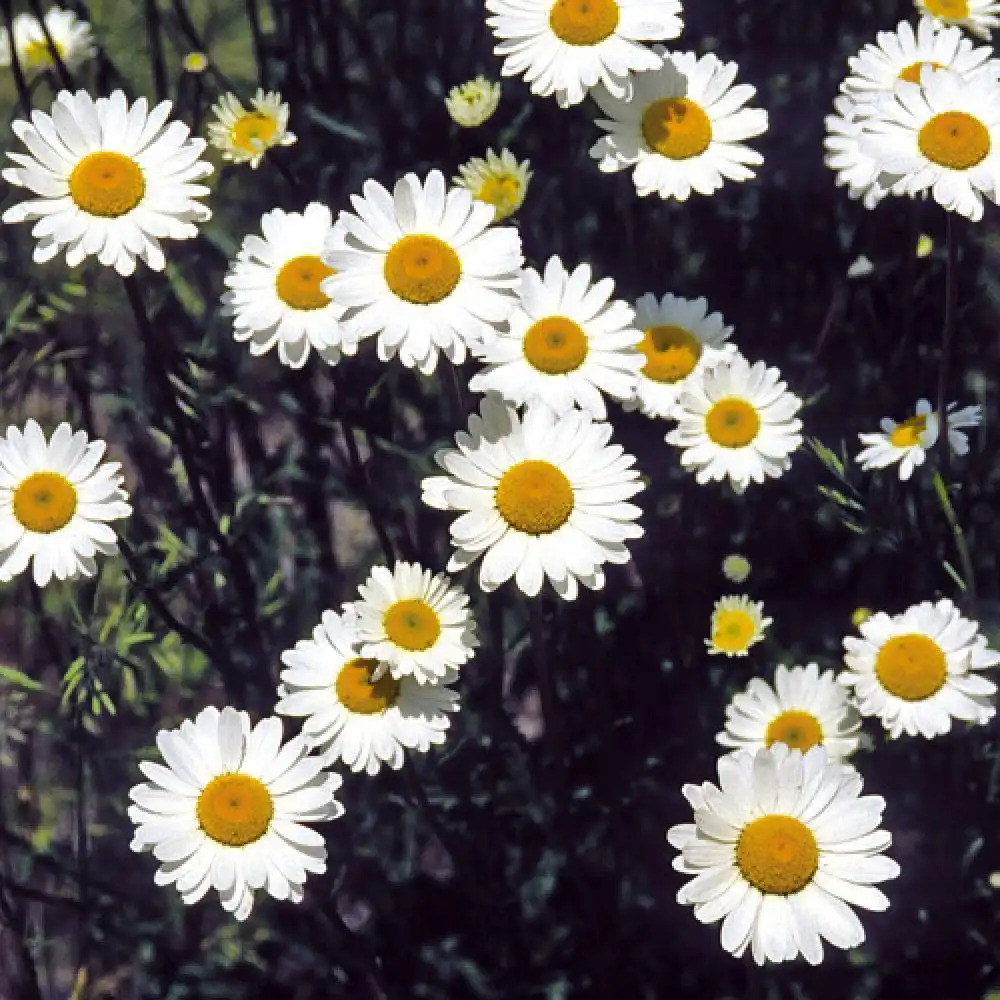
[936, 212, 958, 474]
[931, 467, 976, 609]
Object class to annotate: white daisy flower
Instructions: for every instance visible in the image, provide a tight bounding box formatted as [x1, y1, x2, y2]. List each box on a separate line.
[275, 610, 459, 776]
[624, 292, 738, 419]
[667, 744, 900, 966]
[916, 0, 1000, 40]
[345, 561, 478, 685]
[840, 597, 1000, 739]
[207, 89, 296, 169]
[452, 147, 532, 222]
[824, 96, 889, 209]
[128, 706, 345, 921]
[222, 202, 354, 369]
[0, 6, 95, 74]
[590, 49, 768, 201]
[445, 76, 502, 127]
[321, 170, 523, 374]
[2, 89, 212, 275]
[0, 419, 131, 588]
[666, 355, 804, 494]
[421, 394, 645, 600]
[468, 255, 642, 419]
[485, 0, 682, 109]
[706, 594, 771, 657]
[717, 663, 862, 760]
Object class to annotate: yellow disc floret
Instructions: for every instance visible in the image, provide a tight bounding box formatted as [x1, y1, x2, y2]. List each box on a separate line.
[384, 234, 462, 304]
[711, 609, 757, 654]
[24, 37, 65, 68]
[765, 710, 823, 752]
[640, 325, 702, 382]
[196, 773, 274, 847]
[898, 60, 944, 84]
[918, 111, 991, 170]
[642, 98, 713, 160]
[495, 460, 574, 535]
[383, 599, 441, 651]
[705, 398, 761, 448]
[275, 255, 335, 310]
[68, 151, 145, 218]
[737, 815, 819, 895]
[522, 316, 589, 374]
[12, 471, 78, 533]
[922, 0, 970, 18]
[336, 657, 400, 714]
[889, 414, 928, 448]
[231, 111, 279, 154]
[549, 0, 620, 45]
[874, 633, 947, 701]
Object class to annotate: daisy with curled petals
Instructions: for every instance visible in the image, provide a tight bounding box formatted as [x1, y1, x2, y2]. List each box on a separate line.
[321, 170, 523, 374]
[222, 203, 354, 369]
[2, 90, 212, 275]
[666, 355, 804, 494]
[128, 706, 344, 921]
[717, 663, 862, 760]
[469, 255, 642, 419]
[0, 419, 130, 588]
[445, 76, 502, 127]
[706, 594, 771, 657]
[824, 95, 889, 210]
[345, 561, 478, 685]
[421, 394, 645, 600]
[0, 6, 95, 74]
[207, 89, 296, 169]
[453, 148, 533, 222]
[485, 0, 682, 109]
[275, 610, 459, 776]
[590, 49, 768, 201]
[840, 598, 1000, 739]
[916, 0, 1000, 40]
[667, 744, 900, 965]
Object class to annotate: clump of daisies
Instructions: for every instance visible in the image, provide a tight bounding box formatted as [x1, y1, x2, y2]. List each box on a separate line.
[453, 148, 533, 222]
[0, 6, 95, 74]
[444, 76, 502, 127]
[706, 594, 771, 657]
[207, 89, 297, 169]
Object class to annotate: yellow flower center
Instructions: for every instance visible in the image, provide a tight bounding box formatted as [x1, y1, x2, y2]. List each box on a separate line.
[918, 111, 991, 170]
[705, 398, 761, 448]
[641, 98, 713, 160]
[736, 815, 819, 895]
[231, 110, 279, 153]
[874, 634, 947, 701]
[495, 459, 574, 535]
[548, 0, 619, 45]
[384, 234, 461, 305]
[522, 316, 589, 374]
[640, 324, 702, 383]
[711, 609, 758, 654]
[476, 175, 523, 221]
[922, 0, 970, 17]
[383, 599, 441, 651]
[898, 60, 944, 84]
[888, 414, 928, 448]
[68, 151, 146, 218]
[23, 37, 65, 68]
[335, 657, 400, 714]
[196, 773, 274, 847]
[275, 254, 335, 311]
[12, 471, 77, 533]
[765, 710, 823, 751]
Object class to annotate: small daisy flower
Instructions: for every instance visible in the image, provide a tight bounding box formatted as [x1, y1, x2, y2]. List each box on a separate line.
[182, 51, 209, 74]
[445, 76, 502, 127]
[2, 89, 212, 275]
[721, 553, 751, 584]
[667, 744, 900, 966]
[841, 597, 1000, 738]
[0, 6, 95, 74]
[207, 89, 296, 169]
[469, 255, 642, 419]
[590, 49, 768, 202]
[0, 420, 131, 588]
[322, 170, 523, 374]
[666, 355, 804, 494]
[275, 610, 459, 776]
[421, 394, 645, 600]
[706, 594, 771, 657]
[824, 96, 889, 209]
[916, 232, 935, 256]
[852, 607, 874, 628]
[485, 0, 682, 108]
[916, 0, 1000, 40]
[453, 148, 532, 222]
[128, 706, 344, 921]
[345, 562, 478, 685]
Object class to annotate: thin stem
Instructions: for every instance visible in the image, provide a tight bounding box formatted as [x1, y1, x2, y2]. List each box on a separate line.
[529, 597, 561, 759]
[143, 0, 169, 103]
[340, 418, 396, 564]
[0, 0, 31, 114]
[931, 467, 976, 609]
[936, 212, 958, 475]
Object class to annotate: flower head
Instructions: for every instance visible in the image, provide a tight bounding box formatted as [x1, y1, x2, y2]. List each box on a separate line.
[707, 594, 771, 657]
[0, 7, 95, 74]
[721, 553, 751, 584]
[207, 89, 296, 168]
[453, 148, 532, 222]
[916, 0, 1000, 40]
[445, 76, 502, 127]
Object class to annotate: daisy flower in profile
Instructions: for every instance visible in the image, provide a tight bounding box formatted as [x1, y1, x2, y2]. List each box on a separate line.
[841, 597, 1000, 739]
[0, 420, 130, 588]
[275, 610, 459, 776]
[706, 594, 771, 657]
[421, 394, 645, 600]
[322, 170, 523, 374]
[717, 663, 862, 760]
[222, 203, 354, 369]
[667, 744, 900, 966]
[590, 49, 768, 201]
[445, 76, 502, 127]
[824, 96, 889, 210]
[666, 355, 804, 494]
[453, 148, 533, 222]
[207, 89, 296, 169]
[721, 553, 751, 584]
[2, 90, 212, 275]
[469, 255, 642, 419]
[624, 292, 738, 419]
[346, 561, 478, 685]
[0, 6, 95, 74]
[916, 0, 1000, 40]
[485, 0, 682, 108]
[128, 706, 344, 921]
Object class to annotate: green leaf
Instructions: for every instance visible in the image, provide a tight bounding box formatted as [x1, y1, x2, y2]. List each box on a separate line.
[0, 665, 46, 693]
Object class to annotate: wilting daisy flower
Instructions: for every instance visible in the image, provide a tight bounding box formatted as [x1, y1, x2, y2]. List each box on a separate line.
[706, 594, 771, 657]
[590, 49, 768, 201]
[717, 663, 862, 760]
[128, 706, 344, 921]
[624, 292, 738, 419]
[667, 355, 804, 494]
[322, 170, 523, 374]
[275, 610, 459, 775]
[721, 553, 751, 584]
[916, 0, 1000, 40]
[453, 148, 533, 222]
[824, 96, 889, 209]
[222, 203, 354, 369]
[485, 0, 682, 108]
[0, 420, 131, 588]
[421, 395, 645, 600]
[444, 76, 502, 127]
[0, 6, 95, 73]
[667, 744, 900, 965]
[207, 89, 296, 169]
[469, 255, 642, 419]
[841, 597, 1000, 739]
[346, 561, 478, 685]
[2, 90, 212, 275]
